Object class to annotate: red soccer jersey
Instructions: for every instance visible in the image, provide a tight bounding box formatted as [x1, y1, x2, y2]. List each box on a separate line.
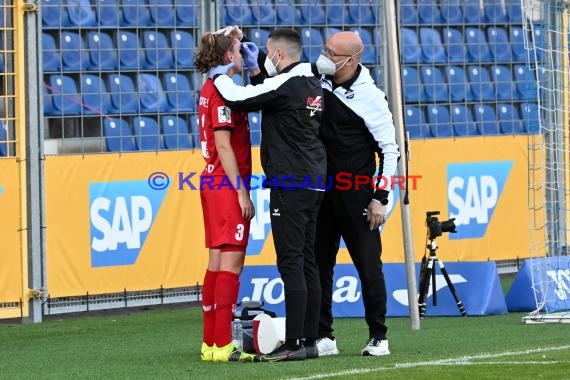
[198, 79, 252, 186]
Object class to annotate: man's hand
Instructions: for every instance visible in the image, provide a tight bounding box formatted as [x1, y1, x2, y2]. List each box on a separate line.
[208, 62, 235, 79]
[238, 191, 255, 221]
[213, 25, 243, 41]
[241, 42, 259, 70]
[366, 199, 387, 230]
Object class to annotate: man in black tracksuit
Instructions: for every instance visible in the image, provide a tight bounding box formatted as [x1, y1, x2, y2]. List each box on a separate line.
[312, 31, 400, 357]
[212, 28, 326, 361]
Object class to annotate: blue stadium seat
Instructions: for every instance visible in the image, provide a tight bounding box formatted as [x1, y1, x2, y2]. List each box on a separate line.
[65, 0, 97, 27]
[467, 65, 494, 101]
[0, 120, 7, 156]
[487, 27, 511, 62]
[532, 26, 545, 62]
[120, 0, 151, 27]
[250, 0, 277, 25]
[485, 0, 508, 23]
[108, 74, 139, 113]
[401, 28, 420, 64]
[402, 66, 422, 103]
[117, 31, 146, 69]
[103, 118, 136, 152]
[162, 115, 192, 149]
[514, 64, 538, 100]
[451, 105, 479, 136]
[417, 0, 443, 24]
[170, 30, 195, 69]
[48, 74, 82, 115]
[249, 28, 270, 54]
[426, 105, 452, 137]
[347, 0, 375, 25]
[249, 112, 261, 146]
[351, 27, 377, 65]
[465, 27, 493, 62]
[440, 0, 463, 24]
[400, 0, 418, 25]
[510, 26, 527, 61]
[96, 0, 120, 27]
[300, 28, 324, 62]
[60, 32, 89, 71]
[474, 104, 500, 135]
[43, 84, 57, 116]
[521, 103, 540, 134]
[133, 116, 164, 151]
[189, 114, 200, 148]
[138, 73, 168, 113]
[275, 0, 302, 25]
[442, 27, 466, 63]
[507, 0, 523, 23]
[299, 0, 326, 25]
[42, 33, 60, 72]
[80, 74, 112, 115]
[176, 0, 198, 26]
[326, 0, 347, 25]
[497, 103, 524, 134]
[421, 66, 448, 102]
[404, 106, 430, 139]
[463, 0, 486, 24]
[41, 0, 70, 27]
[419, 28, 446, 63]
[223, 0, 254, 25]
[163, 73, 194, 112]
[445, 66, 472, 101]
[143, 31, 174, 70]
[86, 31, 118, 71]
[491, 65, 515, 100]
[148, 0, 175, 26]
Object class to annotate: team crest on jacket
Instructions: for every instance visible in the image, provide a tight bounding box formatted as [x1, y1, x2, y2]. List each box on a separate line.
[306, 96, 323, 116]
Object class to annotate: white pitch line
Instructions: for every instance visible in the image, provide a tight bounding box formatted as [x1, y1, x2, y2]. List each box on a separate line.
[284, 345, 570, 380]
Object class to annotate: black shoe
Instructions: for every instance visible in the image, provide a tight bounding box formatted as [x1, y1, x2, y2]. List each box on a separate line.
[259, 345, 306, 362]
[305, 343, 318, 359]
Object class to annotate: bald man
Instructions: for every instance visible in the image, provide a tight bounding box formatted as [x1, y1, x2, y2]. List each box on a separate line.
[312, 31, 399, 357]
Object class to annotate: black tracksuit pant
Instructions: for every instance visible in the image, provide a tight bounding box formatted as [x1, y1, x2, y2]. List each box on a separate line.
[270, 188, 324, 342]
[316, 188, 388, 340]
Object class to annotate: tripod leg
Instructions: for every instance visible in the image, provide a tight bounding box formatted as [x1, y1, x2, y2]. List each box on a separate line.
[437, 260, 467, 316]
[418, 257, 434, 318]
[431, 259, 437, 306]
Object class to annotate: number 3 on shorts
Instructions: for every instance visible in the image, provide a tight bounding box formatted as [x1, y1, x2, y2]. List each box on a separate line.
[235, 224, 245, 241]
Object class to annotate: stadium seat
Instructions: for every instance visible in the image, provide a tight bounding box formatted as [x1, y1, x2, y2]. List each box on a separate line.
[402, 66, 422, 103]
[421, 66, 448, 102]
[351, 27, 377, 65]
[275, 0, 302, 25]
[117, 31, 146, 69]
[148, 0, 175, 26]
[43, 84, 57, 116]
[521, 103, 540, 134]
[400, 0, 418, 25]
[445, 66, 472, 102]
[108, 74, 139, 113]
[419, 28, 446, 63]
[300, 28, 324, 62]
[510, 26, 527, 62]
[485, 0, 508, 23]
[143, 31, 174, 70]
[491, 65, 516, 100]
[190, 114, 200, 148]
[249, 112, 261, 146]
[467, 65, 494, 101]
[299, 0, 326, 25]
[465, 27, 493, 62]
[440, 0, 463, 24]
[170, 30, 195, 69]
[451, 105, 479, 136]
[474, 104, 500, 135]
[250, 0, 277, 25]
[80, 74, 112, 115]
[42, 33, 60, 72]
[487, 27, 511, 62]
[417, 0, 443, 24]
[162, 115, 192, 149]
[248, 28, 270, 54]
[176, 0, 198, 26]
[138, 73, 168, 113]
[0, 120, 7, 156]
[326, 0, 347, 25]
[60, 32, 89, 71]
[120, 0, 151, 27]
[497, 103, 524, 134]
[103, 118, 136, 152]
[463, 0, 486, 24]
[514, 64, 538, 100]
[65, 0, 97, 27]
[532, 26, 545, 62]
[401, 28, 420, 64]
[96, 0, 120, 27]
[442, 27, 466, 63]
[223, 0, 254, 25]
[426, 105, 452, 137]
[86, 31, 118, 71]
[507, 0, 523, 23]
[404, 106, 430, 139]
[133, 116, 164, 151]
[163, 73, 194, 112]
[47, 74, 82, 115]
[348, 0, 376, 25]
[41, 0, 70, 27]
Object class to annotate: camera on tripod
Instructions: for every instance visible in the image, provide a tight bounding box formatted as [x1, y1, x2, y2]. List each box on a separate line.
[426, 211, 457, 240]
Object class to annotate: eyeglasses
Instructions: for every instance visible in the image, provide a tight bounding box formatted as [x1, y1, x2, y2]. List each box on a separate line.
[322, 46, 352, 58]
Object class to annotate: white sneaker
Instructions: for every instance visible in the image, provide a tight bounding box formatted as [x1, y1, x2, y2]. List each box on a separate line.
[361, 338, 390, 356]
[316, 337, 339, 356]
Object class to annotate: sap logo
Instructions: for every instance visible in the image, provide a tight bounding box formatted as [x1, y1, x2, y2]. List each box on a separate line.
[392, 274, 467, 306]
[246, 182, 271, 256]
[447, 161, 513, 239]
[89, 180, 168, 267]
[546, 269, 570, 300]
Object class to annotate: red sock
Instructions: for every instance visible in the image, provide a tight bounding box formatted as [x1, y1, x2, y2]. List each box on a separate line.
[202, 270, 218, 346]
[214, 271, 240, 348]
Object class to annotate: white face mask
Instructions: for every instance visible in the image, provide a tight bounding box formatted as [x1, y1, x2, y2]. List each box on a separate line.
[316, 48, 363, 76]
[264, 50, 280, 77]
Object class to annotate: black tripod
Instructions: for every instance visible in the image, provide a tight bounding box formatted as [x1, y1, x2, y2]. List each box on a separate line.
[417, 238, 467, 318]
